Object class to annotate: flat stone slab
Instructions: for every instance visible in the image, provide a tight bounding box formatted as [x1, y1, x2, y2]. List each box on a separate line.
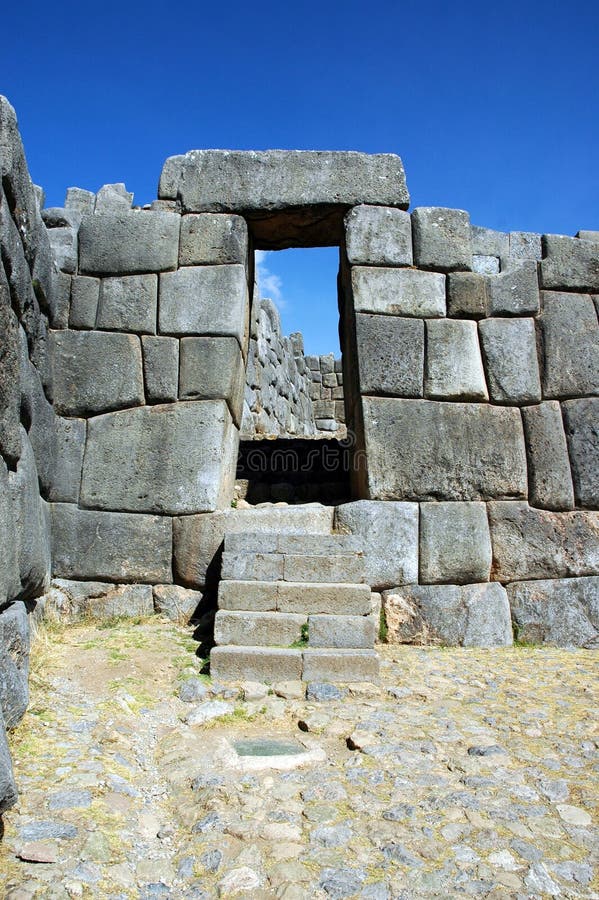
[214, 611, 306, 647]
[302, 649, 379, 683]
[218, 580, 372, 616]
[210, 646, 303, 683]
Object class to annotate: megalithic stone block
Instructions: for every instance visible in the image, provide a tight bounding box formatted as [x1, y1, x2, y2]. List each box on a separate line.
[562, 398, 599, 509]
[412, 207, 472, 272]
[539, 292, 599, 399]
[351, 267, 446, 318]
[355, 313, 424, 397]
[210, 646, 303, 683]
[521, 402, 574, 511]
[478, 317, 541, 404]
[508, 577, 599, 648]
[96, 274, 158, 334]
[360, 398, 527, 502]
[214, 610, 306, 647]
[78, 210, 180, 275]
[425, 319, 488, 401]
[345, 205, 413, 266]
[179, 213, 248, 266]
[80, 401, 237, 515]
[541, 233, 599, 291]
[179, 336, 245, 426]
[486, 260, 539, 316]
[419, 501, 492, 584]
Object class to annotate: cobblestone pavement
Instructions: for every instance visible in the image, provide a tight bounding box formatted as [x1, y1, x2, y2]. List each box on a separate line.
[1, 618, 598, 899]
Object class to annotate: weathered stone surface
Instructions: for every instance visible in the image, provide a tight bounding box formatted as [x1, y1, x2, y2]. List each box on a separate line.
[160, 150, 410, 214]
[308, 614, 376, 649]
[0, 601, 30, 727]
[50, 330, 144, 416]
[508, 577, 599, 648]
[539, 292, 599, 398]
[65, 187, 95, 216]
[541, 234, 599, 291]
[0, 264, 21, 465]
[471, 226, 509, 260]
[302, 649, 379, 683]
[412, 207, 472, 272]
[360, 398, 527, 501]
[221, 552, 285, 582]
[94, 183, 133, 212]
[509, 231, 542, 263]
[472, 255, 499, 275]
[447, 272, 488, 319]
[47, 227, 77, 274]
[141, 335, 179, 403]
[45, 580, 154, 621]
[334, 500, 419, 589]
[479, 317, 541, 403]
[355, 313, 424, 397]
[345, 205, 412, 266]
[79, 210, 180, 275]
[153, 585, 202, 623]
[0, 708, 17, 813]
[69, 276, 100, 329]
[283, 553, 365, 584]
[488, 502, 599, 581]
[50, 503, 173, 583]
[420, 502, 492, 584]
[179, 213, 248, 266]
[48, 416, 86, 504]
[19, 336, 57, 497]
[487, 260, 539, 315]
[179, 336, 245, 425]
[383, 583, 512, 647]
[9, 428, 51, 600]
[218, 580, 279, 612]
[51, 270, 71, 330]
[210, 646, 303, 683]
[425, 319, 488, 400]
[96, 274, 157, 334]
[562, 398, 599, 508]
[277, 582, 372, 616]
[0, 459, 19, 604]
[214, 610, 306, 647]
[159, 265, 249, 346]
[352, 267, 445, 318]
[522, 402, 575, 510]
[174, 505, 334, 588]
[81, 401, 237, 515]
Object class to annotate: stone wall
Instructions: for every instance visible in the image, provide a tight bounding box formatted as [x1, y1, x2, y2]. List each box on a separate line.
[0, 98, 57, 812]
[305, 353, 345, 434]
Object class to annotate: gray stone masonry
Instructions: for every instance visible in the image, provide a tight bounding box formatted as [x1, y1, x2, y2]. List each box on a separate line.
[141, 336, 179, 403]
[419, 502, 492, 584]
[478, 317, 541, 404]
[356, 313, 424, 397]
[412, 207, 472, 272]
[69, 276, 100, 329]
[359, 398, 527, 502]
[352, 267, 446, 317]
[541, 233, 599, 291]
[522, 402, 575, 511]
[486, 260, 540, 316]
[96, 274, 157, 334]
[539, 292, 599, 399]
[447, 272, 488, 318]
[562, 398, 599, 508]
[179, 213, 248, 266]
[79, 210, 179, 275]
[508, 577, 599, 648]
[180, 336, 245, 427]
[425, 319, 488, 401]
[345, 205, 413, 266]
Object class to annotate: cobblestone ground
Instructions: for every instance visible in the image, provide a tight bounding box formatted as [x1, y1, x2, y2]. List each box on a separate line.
[1, 618, 598, 899]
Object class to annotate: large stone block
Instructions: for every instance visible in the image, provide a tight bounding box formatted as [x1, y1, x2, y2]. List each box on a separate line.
[302, 649, 379, 683]
[382, 583, 512, 647]
[0, 708, 17, 813]
[333, 500, 419, 589]
[179, 336, 245, 425]
[141, 335, 179, 403]
[412, 207, 472, 272]
[425, 319, 488, 400]
[214, 610, 306, 647]
[360, 398, 527, 501]
[78, 210, 180, 275]
[540, 234, 599, 291]
[276, 582, 372, 615]
[522, 402, 575, 511]
[69, 275, 100, 329]
[471, 226, 509, 260]
[0, 601, 30, 728]
[9, 428, 51, 601]
[508, 577, 599, 648]
[160, 150, 410, 213]
[96, 274, 157, 334]
[48, 417, 86, 504]
[47, 226, 77, 274]
[562, 398, 599, 508]
[179, 213, 248, 266]
[419, 502, 492, 584]
[50, 503, 173, 583]
[539, 293, 599, 399]
[19, 336, 57, 498]
[308, 614, 376, 649]
[50, 330, 145, 416]
[153, 584, 202, 623]
[345, 205, 412, 266]
[488, 502, 599, 581]
[45, 580, 154, 622]
[355, 313, 424, 397]
[486, 260, 539, 316]
[0, 459, 19, 605]
[447, 272, 488, 319]
[210, 646, 303, 683]
[174, 505, 334, 588]
[283, 553, 365, 584]
[159, 265, 249, 347]
[478, 317, 541, 403]
[218, 580, 279, 612]
[0, 265, 21, 465]
[508, 231, 542, 263]
[81, 401, 237, 515]
[352, 267, 445, 318]
[221, 552, 285, 582]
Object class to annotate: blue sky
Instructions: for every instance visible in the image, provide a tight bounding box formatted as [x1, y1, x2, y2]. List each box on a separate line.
[2, 0, 597, 354]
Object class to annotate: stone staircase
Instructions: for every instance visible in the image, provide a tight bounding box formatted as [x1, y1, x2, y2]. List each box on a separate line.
[210, 532, 380, 684]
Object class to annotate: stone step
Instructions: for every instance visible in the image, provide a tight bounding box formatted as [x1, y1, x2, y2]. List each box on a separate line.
[214, 610, 376, 649]
[218, 580, 372, 616]
[224, 532, 362, 555]
[210, 646, 379, 684]
[221, 551, 365, 584]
